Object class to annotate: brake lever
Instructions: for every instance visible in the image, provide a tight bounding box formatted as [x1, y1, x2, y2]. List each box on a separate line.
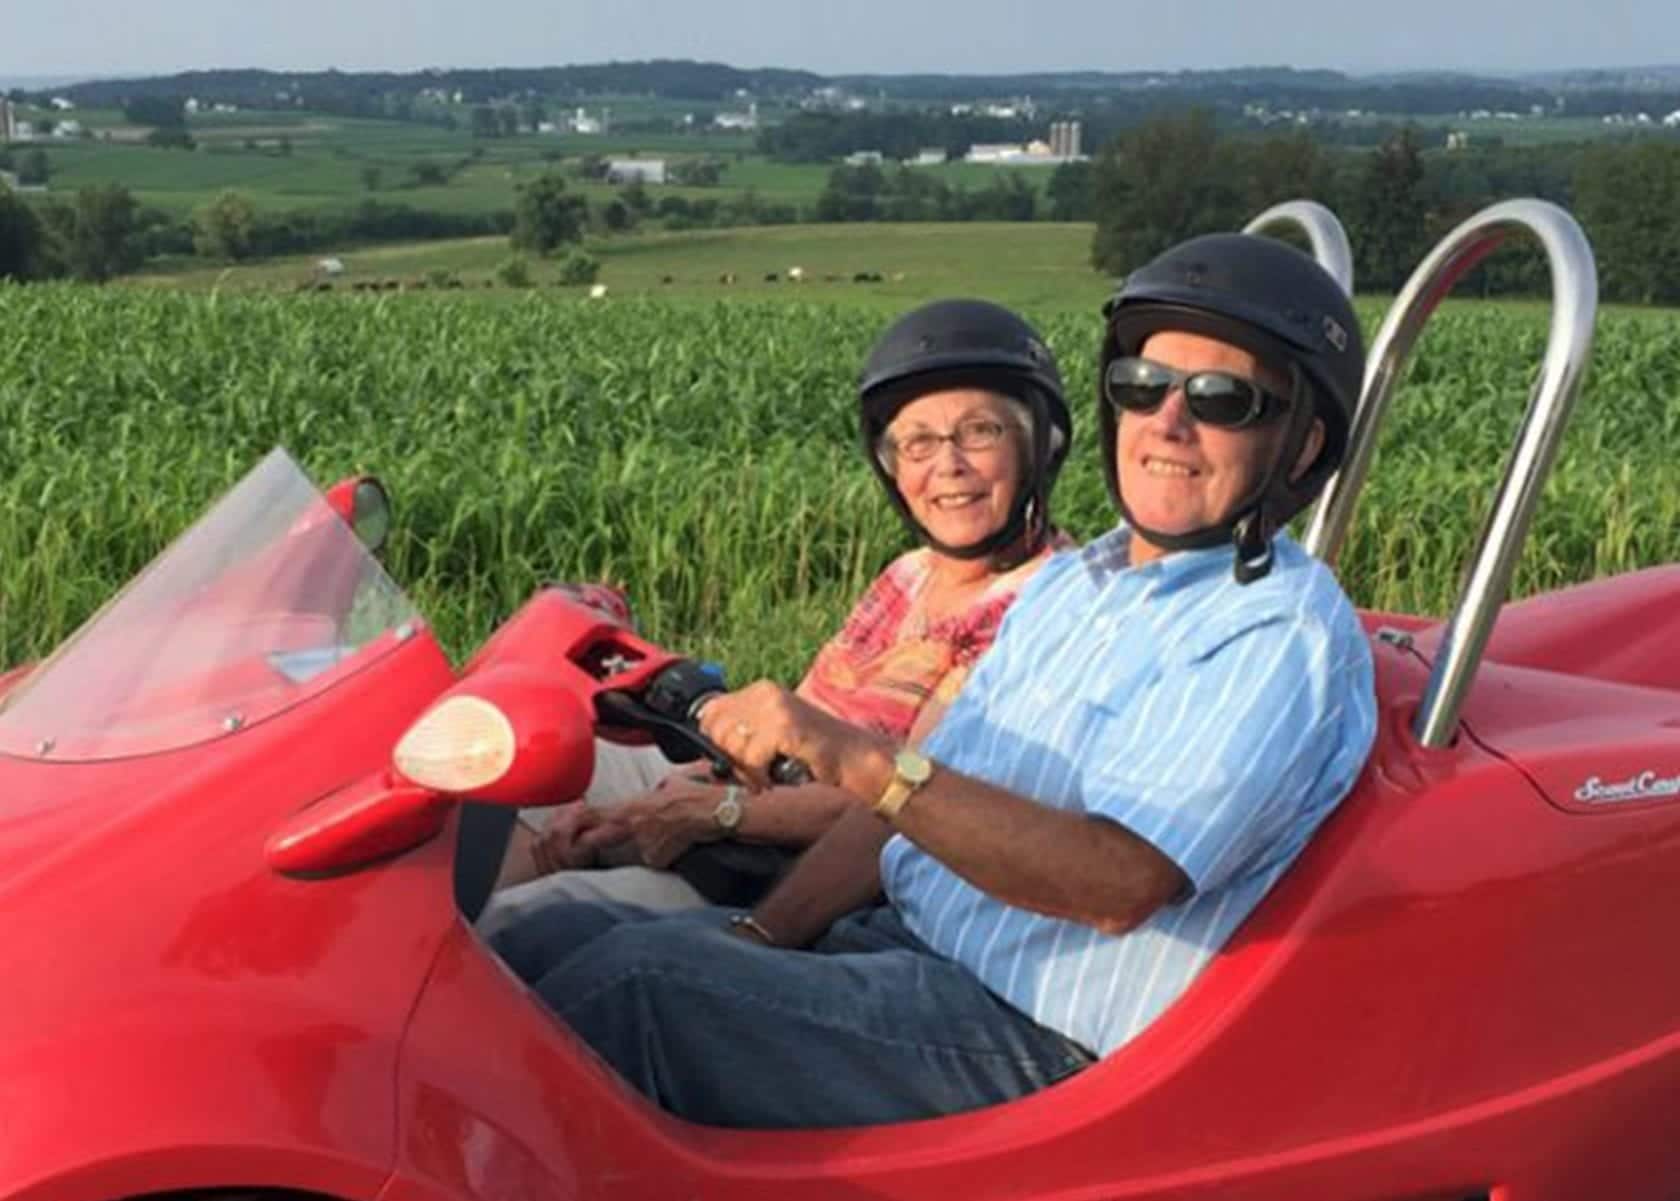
[594, 690, 735, 779]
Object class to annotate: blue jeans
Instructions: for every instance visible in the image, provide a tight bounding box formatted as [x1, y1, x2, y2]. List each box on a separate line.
[488, 900, 1096, 1129]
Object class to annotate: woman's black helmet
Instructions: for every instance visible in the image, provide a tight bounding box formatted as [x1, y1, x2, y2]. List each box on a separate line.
[859, 299, 1072, 562]
[1100, 233, 1365, 582]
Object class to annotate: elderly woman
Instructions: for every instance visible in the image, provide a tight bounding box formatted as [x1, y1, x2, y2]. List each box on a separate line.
[481, 298, 1072, 925]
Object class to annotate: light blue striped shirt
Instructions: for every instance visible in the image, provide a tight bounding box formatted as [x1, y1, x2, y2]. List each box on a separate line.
[881, 527, 1377, 1056]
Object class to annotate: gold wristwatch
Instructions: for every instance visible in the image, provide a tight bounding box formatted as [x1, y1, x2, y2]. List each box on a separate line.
[874, 748, 934, 820]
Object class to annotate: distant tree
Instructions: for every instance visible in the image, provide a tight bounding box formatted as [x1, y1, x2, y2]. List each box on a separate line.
[523, 101, 547, 132]
[277, 136, 293, 156]
[55, 185, 143, 281]
[361, 165, 383, 192]
[192, 189, 258, 261]
[123, 95, 187, 129]
[556, 250, 600, 286]
[18, 148, 50, 186]
[970, 172, 1036, 221]
[496, 254, 533, 288]
[145, 126, 195, 150]
[471, 105, 499, 139]
[570, 153, 606, 181]
[619, 179, 652, 214]
[0, 183, 49, 280]
[511, 172, 587, 254]
[1350, 126, 1430, 292]
[669, 157, 726, 187]
[410, 160, 448, 187]
[1090, 109, 1236, 275]
[815, 163, 886, 222]
[1046, 160, 1095, 221]
[498, 107, 520, 138]
[1242, 130, 1333, 214]
[601, 198, 634, 232]
[1574, 141, 1680, 304]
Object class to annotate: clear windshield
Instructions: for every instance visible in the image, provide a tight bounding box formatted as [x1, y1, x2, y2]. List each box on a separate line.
[0, 449, 422, 762]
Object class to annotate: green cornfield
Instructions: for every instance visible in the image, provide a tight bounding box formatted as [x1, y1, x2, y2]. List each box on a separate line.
[2, 286, 1679, 682]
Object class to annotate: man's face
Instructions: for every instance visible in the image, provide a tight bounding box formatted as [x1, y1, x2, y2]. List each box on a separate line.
[1117, 331, 1318, 564]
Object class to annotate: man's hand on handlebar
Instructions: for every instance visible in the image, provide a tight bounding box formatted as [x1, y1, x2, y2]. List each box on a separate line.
[696, 681, 888, 798]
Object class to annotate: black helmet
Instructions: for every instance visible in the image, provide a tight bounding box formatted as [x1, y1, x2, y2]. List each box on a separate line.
[859, 299, 1072, 562]
[1099, 233, 1365, 583]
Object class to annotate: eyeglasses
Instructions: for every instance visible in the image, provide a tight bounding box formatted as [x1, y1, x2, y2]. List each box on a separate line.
[883, 416, 1012, 463]
[1103, 356, 1288, 429]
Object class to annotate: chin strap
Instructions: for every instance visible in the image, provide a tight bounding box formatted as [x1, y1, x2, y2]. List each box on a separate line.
[914, 492, 1043, 566]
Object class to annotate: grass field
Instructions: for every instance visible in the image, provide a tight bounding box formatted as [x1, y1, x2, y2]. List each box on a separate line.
[129, 222, 1115, 311]
[3, 284, 1678, 687]
[16, 108, 1057, 221]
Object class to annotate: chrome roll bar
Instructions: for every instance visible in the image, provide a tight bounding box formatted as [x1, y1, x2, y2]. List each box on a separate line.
[1242, 200, 1355, 297]
[1301, 199, 1598, 748]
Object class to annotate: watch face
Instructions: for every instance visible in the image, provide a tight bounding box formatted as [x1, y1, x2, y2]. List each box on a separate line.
[714, 794, 744, 830]
[895, 749, 933, 785]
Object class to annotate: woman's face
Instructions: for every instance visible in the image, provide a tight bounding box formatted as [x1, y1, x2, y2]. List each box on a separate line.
[883, 387, 1025, 551]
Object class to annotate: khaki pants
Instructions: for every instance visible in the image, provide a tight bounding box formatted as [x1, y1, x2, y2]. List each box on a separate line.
[481, 741, 709, 934]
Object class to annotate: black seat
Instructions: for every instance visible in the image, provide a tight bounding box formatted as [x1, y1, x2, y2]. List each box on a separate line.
[454, 802, 517, 922]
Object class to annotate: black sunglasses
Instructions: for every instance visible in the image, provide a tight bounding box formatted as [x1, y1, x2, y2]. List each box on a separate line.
[1103, 356, 1288, 429]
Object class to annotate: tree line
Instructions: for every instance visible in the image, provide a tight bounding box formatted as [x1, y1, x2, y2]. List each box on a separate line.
[1078, 111, 1680, 301]
[27, 61, 1680, 130]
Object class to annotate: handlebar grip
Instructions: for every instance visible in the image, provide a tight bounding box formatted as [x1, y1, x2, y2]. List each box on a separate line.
[769, 755, 814, 787]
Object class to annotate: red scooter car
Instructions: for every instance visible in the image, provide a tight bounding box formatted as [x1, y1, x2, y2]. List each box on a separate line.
[3, 199, 1678, 1201]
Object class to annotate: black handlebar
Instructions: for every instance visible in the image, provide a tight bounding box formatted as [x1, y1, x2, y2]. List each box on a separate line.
[597, 659, 815, 786]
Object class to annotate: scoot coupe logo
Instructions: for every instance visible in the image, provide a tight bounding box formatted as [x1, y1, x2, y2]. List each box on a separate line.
[1573, 770, 1680, 805]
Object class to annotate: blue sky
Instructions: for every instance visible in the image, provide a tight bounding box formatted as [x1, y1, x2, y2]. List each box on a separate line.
[3, 0, 1675, 80]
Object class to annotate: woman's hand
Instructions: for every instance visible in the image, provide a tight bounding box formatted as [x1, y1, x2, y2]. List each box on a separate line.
[696, 680, 889, 796]
[531, 804, 632, 876]
[618, 777, 732, 869]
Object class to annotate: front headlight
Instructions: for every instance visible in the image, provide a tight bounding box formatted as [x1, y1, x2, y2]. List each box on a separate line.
[393, 695, 516, 793]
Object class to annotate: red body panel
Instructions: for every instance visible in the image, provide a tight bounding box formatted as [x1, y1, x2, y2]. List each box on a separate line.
[0, 632, 456, 1201]
[6, 569, 1680, 1201]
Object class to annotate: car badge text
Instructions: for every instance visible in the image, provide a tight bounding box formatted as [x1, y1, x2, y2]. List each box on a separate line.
[1573, 770, 1680, 805]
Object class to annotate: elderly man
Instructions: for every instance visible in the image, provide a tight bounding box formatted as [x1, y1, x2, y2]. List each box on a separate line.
[490, 233, 1379, 1129]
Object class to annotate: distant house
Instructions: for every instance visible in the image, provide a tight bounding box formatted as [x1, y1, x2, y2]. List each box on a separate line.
[606, 159, 666, 185]
[713, 102, 759, 131]
[1665, 110, 1680, 128]
[908, 148, 947, 166]
[965, 143, 1025, 164]
[569, 107, 606, 135]
[843, 150, 884, 167]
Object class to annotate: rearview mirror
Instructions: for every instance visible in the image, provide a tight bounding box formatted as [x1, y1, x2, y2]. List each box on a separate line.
[324, 475, 392, 553]
[350, 479, 391, 553]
